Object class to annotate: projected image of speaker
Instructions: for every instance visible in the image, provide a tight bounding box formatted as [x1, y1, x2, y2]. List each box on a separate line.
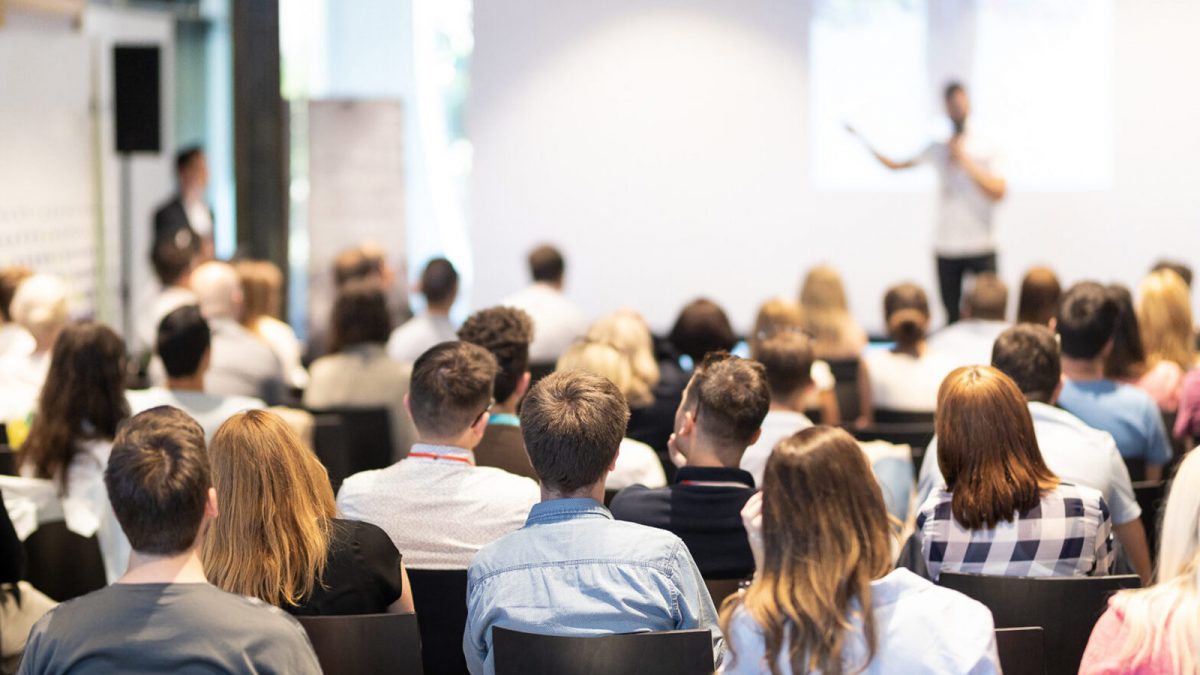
[113, 45, 161, 154]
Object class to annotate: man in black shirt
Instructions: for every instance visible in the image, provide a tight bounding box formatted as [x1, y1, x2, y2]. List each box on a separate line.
[610, 353, 769, 580]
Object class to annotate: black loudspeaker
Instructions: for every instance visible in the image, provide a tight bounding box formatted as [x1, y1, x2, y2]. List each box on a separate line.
[113, 45, 161, 153]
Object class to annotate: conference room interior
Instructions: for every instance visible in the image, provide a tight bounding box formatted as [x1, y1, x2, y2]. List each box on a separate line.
[3, 0, 1200, 674]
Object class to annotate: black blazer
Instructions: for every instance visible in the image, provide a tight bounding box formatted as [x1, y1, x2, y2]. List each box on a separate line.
[153, 195, 211, 247]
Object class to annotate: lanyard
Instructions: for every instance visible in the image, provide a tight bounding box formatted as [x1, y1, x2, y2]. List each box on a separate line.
[408, 452, 474, 466]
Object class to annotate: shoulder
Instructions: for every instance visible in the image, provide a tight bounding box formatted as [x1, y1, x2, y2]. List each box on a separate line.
[466, 466, 541, 501]
[609, 484, 665, 517]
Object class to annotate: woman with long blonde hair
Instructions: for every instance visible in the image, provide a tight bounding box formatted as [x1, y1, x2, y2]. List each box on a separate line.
[585, 309, 659, 408]
[203, 410, 412, 615]
[1081, 449, 1200, 673]
[722, 426, 999, 674]
[799, 266, 868, 360]
[1133, 269, 1195, 411]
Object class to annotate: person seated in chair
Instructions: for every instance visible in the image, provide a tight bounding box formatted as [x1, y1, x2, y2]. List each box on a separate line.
[927, 272, 1010, 368]
[464, 370, 723, 675]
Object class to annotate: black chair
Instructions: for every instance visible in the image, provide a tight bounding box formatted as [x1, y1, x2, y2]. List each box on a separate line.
[939, 572, 1140, 675]
[407, 569, 470, 675]
[0, 445, 15, 476]
[994, 627, 1044, 675]
[826, 358, 862, 422]
[603, 489, 619, 507]
[703, 578, 743, 607]
[1123, 457, 1146, 483]
[297, 612, 424, 675]
[1133, 480, 1166, 566]
[309, 407, 393, 491]
[851, 423, 935, 476]
[873, 409, 935, 425]
[493, 627, 714, 675]
[528, 362, 556, 386]
[23, 521, 107, 601]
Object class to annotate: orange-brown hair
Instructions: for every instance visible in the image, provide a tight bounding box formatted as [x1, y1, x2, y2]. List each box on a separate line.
[234, 259, 284, 327]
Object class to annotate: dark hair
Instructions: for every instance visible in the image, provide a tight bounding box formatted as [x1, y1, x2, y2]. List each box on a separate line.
[458, 307, 534, 403]
[157, 305, 211, 379]
[682, 353, 770, 449]
[333, 246, 387, 288]
[106, 406, 210, 555]
[421, 257, 459, 306]
[409, 341, 498, 437]
[991, 324, 1061, 403]
[1152, 260, 1193, 288]
[751, 331, 814, 401]
[964, 273, 1007, 321]
[175, 145, 204, 174]
[1104, 284, 1147, 380]
[521, 370, 629, 493]
[944, 81, 966, 101]
[330, 280, 392, 353]
[1056, 281, 1118, 360]
[883, 283, 930, 347]
[21, 322, 130, 490]
[528, 245, 565, 284]
[0, 265, 32, 322]
[1016, 267, 1061, 325]
[151, 234, 198, 286]
[669, 298, 737, 364]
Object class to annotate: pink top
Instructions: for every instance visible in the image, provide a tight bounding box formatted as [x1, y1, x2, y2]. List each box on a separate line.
[1127, 361, 1185, 412]
[1175, 368, 1200, 439]
[1080, 599, 1180, 675]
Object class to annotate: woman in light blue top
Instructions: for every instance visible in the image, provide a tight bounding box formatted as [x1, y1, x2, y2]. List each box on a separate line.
[721, 426, 1000, 674]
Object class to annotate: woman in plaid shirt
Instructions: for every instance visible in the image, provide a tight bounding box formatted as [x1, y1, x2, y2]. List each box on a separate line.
[917, 366, 1114, 580]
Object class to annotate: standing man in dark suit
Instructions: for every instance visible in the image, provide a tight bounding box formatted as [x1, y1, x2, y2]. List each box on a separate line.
[154, 146, 214, 260]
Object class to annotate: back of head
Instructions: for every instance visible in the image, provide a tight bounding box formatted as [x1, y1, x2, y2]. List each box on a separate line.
[409, 341, 498, 439]
[151, 234, 198, 287]
[963, 273, 1008, 321]
[333, 243, 387, 288]
[528, 244, 565, 284]
[990, 324, 1061, 403]
[10, 273, 70, 344]
[175, 145, 204, 177]
[23, 321, 130, 485]
[233, 260, 283, 325]
[752, 298, 804, 344]
[521, 370, 629, 493]
[190, 261, 242, 321]
[330, 279, 392, 353]
[203, 410, 335, 606]
[585, 310, 660, 406]
[751, 332, 814, 403]
[1104, 284, 1146, 379]
[157, 305, 211, 379]
[1016, 267, 1061, 325]
[683, 353, 770, 452]
[799, 266, 851, 344]
[1152, 259, 1193, 288]
[556, 341, 640, 404]
[0, 265, 33, 323]
[1137, 269, 1196, 370]
[420, 257, 459, 307]
[105, 406, 209, 555]
[936, 366, 1054, 529]
[669, 298, 737, 365]
[883, 283, 929, 347]
[1056, 281, 1118, 360]
[458, 306, 534, 403]
[723, 426, 891, 675]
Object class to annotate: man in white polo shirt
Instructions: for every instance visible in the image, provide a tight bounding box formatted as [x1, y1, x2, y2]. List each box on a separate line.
[336, 341, 540, 569]
[917, 324, 1151, 584]
[852, 81, 1007, 323]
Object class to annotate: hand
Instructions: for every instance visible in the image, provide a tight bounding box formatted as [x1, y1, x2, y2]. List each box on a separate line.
[741, 492, 764, 569]
[667, 433, 687, 468]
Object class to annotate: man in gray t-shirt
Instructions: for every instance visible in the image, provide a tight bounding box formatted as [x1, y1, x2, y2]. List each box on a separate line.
[18, 406, 320, 675]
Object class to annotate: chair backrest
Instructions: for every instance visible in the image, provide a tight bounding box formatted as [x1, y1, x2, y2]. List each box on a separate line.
[407, 568, 470, 675]
[297, 612, 423, 675]
[23, 521, 107, 601]
[492, 627, 714, 675]
[873, 409, 935, 425]
[994, 627, 1044, 675]
[1132, 480, 1166, 566]
[851, 423, 934, 475]
[703, 578, 743, 608]
[309, 407, 393, 491]
[603, 489, 619, 508]
[825, 358, 861, 422]
[528, 362, 556, 387]
[0, 445, 15, 476]
[939, 573, 1140, 675]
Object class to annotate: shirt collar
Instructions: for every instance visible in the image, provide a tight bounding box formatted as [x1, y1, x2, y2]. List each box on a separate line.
[406, 443, 476, 465]
[673, 466, 756, 490]
[525, 498, 611, 526]
[488, 413, 521, 428]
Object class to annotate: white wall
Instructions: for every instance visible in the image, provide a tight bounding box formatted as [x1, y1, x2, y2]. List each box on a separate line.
[472, 0, 1200, 334]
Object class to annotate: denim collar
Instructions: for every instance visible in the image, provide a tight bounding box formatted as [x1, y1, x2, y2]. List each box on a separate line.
[525, 498, 611, 526]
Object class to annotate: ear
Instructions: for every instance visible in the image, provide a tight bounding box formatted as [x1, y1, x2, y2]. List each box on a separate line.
[471, 408, 490, 437]
[403, 393, 412, 420]
[1048, 317, 1057, 331]
[205, 486, 219, 519]
[679, 409, 697, 439]
[1051, 377, 1065, 405]
[514, 371, 532, 401]
[609, 445, 620, 473]
[747, 427, 762, 447]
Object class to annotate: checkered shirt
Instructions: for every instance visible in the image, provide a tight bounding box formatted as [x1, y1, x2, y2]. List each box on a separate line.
[916, 482, 1113, 581]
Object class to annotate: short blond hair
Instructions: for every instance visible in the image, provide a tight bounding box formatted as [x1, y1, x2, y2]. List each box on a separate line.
[585, 310, 658, 407]
[10, 274, 70, 343]
[557, 341, 640, 406]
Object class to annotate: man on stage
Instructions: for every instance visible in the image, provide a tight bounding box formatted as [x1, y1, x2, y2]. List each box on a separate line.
[851, 82, 1007, 323]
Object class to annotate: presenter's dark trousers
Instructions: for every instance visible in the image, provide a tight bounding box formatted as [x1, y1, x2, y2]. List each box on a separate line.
[936, 252, 997, 324]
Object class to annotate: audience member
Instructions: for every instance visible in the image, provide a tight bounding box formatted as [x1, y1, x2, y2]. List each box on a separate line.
[153, 146, 214, 259]
[308, 242, 401, 358]
[751, 298, 838, 423]
[304, 280, 417, 459]
[927, 272, 1009, 366]
[1056, 282, 1173, 480]
[741, 333, 815, 485]
[1134, 268, 1195, 410]
[861, 283, 956, 418]
[799, 264, 869, 360]
[918, 325, 1151, 583]
[1176, 367, 1200, 445]
[128, 306, 264, 440]
[464, 370, 722, 674]
[18, 407, 321, 674]
[556, 341, 667, 490]
[0, 274, 71, 418]
[611, 353, 768, 579]
[235, 259, 307, 389]
[1151, 259, 1193, 287]
[917, 366, 1113, 581]
[333, 243, 394, 289]
[336, 342, 539, 569]
[503, 244, 586, 364]
[1104, 284, 1149, 382]
[188, 261, 286, 404]
[1081, 449, 1200, 674]
[202, 410, 412, 615]
[669, 298, 738, 368]
[1015, 266, 1061, 325]
[387, 257, 460, 362]
[17, 321, 131, 581]
[722, 426, 999, 674]
[138, 233, 198, 354]
[457, 306, 537, 479]
[0, 265, 34, 359]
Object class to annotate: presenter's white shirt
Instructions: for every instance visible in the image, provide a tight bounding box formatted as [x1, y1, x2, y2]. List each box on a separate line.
[184, 197, 213, 238]
[919, 129, 1004, 257]
[503, 283, 587, 363]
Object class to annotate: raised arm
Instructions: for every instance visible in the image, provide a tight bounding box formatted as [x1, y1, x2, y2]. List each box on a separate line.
[846, 124, 921, 171]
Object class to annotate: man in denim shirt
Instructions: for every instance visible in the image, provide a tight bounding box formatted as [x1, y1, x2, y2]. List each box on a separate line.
[463, 370, 723, 674]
